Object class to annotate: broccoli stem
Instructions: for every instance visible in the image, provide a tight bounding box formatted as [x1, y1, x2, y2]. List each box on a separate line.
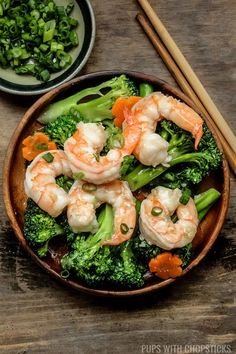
[194, 188, 221, 221]
[38, 83, 107, 124]
[89, 204, 114, 245]
[38, 75, 138, 124]
[124, 152, 206, 191]
[139, 83, 154, 97]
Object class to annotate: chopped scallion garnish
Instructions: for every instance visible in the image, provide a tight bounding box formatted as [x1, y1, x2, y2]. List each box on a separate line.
[42, 152, 54, 163]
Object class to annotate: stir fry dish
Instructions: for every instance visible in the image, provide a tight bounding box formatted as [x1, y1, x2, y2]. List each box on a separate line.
[0, 0, 79, 82]
[22, 75, 222, 289]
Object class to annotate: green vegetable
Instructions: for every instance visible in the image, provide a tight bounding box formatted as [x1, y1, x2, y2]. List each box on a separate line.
[120, 155, 137, 177]
[108, 240, 145, 289]
[61, 204, 145, 289]
[61, 204, 114, 287]
[82, 183, 97, 192]
[35, 142, 48, 151]
[132, 236, 162, 264]
[102, 120, 124, 153]
[179, 188, 192, 205]
[42, 152, 54, 163]
[174, 243, 192, 268]
[57, 212, 77, 244]
[124, 121, 222, 191]
[56, 175, 74, 193]
[24, 199, 64, 257]
[44, 112, 80, 148]
[43, 20, 56, 42]
[151, 207, 163, 216]
[73, 172, 85, 180]
[0, 0, 79, 82]
[120, 223, 129, 234]
[157, 124, 222, 189]
[194, 188, 221, 221]
[139, 83, 154, 97]
[38, 75, 139, 124]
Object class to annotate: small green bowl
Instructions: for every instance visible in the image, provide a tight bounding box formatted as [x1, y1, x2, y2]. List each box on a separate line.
[0, 0, 95, 96]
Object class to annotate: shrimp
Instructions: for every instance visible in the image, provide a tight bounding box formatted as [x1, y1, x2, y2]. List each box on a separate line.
[24, 150, 72, 217]
[64, 121, 140, 185]
[139, 186, 199, 250]
[128, 92, 203, 166]
[67, 180, 136, 246]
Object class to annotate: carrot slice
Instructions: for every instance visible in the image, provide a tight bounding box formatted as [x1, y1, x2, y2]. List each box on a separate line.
[112, 96, 141, 127]
[149, 252, 183, 280]
[22, 132, 57, 161]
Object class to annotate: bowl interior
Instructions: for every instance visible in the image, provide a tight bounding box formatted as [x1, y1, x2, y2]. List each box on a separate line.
[3, 71, 230, 296]
[0, 0, 95, 95]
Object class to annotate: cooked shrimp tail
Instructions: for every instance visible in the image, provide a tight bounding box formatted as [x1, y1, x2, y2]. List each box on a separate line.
[24, 150, 72, 217]
[130, 92, 203, 166]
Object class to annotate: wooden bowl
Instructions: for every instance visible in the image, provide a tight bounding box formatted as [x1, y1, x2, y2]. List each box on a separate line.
[3, 70, 230, 297]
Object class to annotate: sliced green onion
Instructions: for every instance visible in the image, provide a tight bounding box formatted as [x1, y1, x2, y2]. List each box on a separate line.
[39, 69, 50, 82]
[50, 41, 64, 52]
[93, 153, 100, 162]
[35, 142, 48, 151]
[82, 183, 97, 192]
[120, 223, 129, 234]
[30, 10, 40, 20]
[60, 270, 70, 279]
[73, 172, 85, 180]
[39, 43, 49, 52]
[69, 30, 79, 45]
[66, 2, 74, 15]
[43, 19, 56, 42]
[42, 152, 54, 163]
[151, 207, 163, 216]
[0, 1, 79, 82]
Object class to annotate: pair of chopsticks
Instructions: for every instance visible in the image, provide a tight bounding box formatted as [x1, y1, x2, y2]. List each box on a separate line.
[136, 0, 236, 175]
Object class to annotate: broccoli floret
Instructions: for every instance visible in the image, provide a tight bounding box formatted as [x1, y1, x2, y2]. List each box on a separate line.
[174, 243, 192, 268]
[24, 199, 64, 257]
[120, 155, 138, 177]
[44, 113, 80, 148]
[100, 120, 124, 155]
[55, 175, 74, 192]
[133, 235, 162, 264]
[133, 235, 192, 270]
[124, 121, 222, 191]
[38, 75, 139, 124]
[157, 123, 222, 189]
[61, 204, 114, 287]
[61, 203, 145, 289]
[108, 240, 144, 289]
[56, 213, 77, 244]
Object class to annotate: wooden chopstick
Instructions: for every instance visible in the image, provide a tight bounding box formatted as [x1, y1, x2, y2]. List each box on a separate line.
[136, 13, 236, 174]
[137, 0, 236, 155]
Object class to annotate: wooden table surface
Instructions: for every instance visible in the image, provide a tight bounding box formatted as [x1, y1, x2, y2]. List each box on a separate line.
[0, 1, 235, 353]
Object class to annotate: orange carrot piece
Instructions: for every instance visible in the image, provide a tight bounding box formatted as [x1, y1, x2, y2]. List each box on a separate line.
[22, 132, 57, 161]
[112, 96, 141, 127]
[149, 252, 183, 280]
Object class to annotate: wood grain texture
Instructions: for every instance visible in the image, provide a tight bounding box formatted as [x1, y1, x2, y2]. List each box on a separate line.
[0, 0, 235, 353]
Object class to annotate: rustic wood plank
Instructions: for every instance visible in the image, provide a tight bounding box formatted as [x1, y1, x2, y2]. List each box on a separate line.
[0, 0, 235, 353]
